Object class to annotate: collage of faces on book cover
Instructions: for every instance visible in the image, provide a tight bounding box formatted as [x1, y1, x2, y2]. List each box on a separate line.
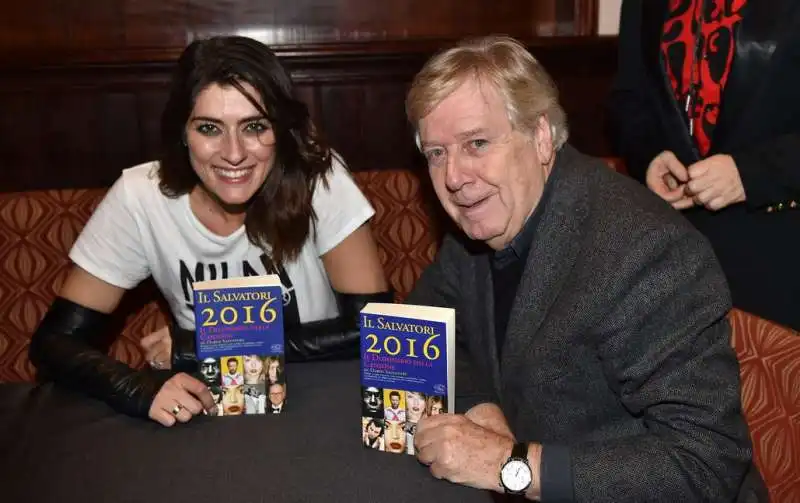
[200, 354, 286, 415]
[361, 386, 447, 454]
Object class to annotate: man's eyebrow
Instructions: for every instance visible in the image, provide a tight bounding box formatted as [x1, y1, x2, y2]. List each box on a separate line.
[419, 139, 439, 150]
[420, 128, 489, 149]
[455, 127, 489, 140]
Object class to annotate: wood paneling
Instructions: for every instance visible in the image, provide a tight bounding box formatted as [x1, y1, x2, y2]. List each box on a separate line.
[1, 0, 597, 66]
[0, 1, 613, 192]
[0, 37, 617, 192]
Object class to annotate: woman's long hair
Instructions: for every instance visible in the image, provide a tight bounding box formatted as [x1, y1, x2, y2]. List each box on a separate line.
[158, 35, 331, 265]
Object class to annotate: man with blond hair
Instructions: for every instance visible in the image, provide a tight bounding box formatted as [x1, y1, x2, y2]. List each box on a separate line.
[406, 36, 765, 502]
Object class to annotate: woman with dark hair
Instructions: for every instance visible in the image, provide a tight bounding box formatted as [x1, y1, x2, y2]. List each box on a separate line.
[263, 356, 284, 385]
[28, 36, 391, 427]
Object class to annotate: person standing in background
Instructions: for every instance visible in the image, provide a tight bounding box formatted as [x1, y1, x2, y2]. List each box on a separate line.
[608, 0, 800, 330]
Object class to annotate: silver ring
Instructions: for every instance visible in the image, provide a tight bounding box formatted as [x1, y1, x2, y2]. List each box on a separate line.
[171, 404, 184, 416]
[149, 359, 165, 370]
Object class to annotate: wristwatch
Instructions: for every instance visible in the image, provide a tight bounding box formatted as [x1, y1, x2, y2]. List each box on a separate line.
[500, 442, 532, 495]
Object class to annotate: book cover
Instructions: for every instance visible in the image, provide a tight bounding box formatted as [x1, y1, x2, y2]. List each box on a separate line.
[193, 274, 287, 416]
[359, 303, 455, 455]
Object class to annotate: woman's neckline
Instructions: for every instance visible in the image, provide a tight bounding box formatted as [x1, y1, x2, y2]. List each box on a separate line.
[184, 186, 248, 241]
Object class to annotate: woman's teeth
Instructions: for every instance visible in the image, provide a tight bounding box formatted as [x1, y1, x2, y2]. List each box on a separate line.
[215, 168, 252, 179]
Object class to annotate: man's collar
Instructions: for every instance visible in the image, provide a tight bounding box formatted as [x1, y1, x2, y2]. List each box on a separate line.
[493, 209, 538, 267]
[492, 152, 563, 268]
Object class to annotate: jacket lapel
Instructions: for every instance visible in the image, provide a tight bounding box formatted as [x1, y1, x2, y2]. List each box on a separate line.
[499, 147, 589, 378]
[713, 0, 799, 149]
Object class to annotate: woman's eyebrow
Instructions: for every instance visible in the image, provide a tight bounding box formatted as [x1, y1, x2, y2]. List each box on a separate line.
[189, 115, 266, 124]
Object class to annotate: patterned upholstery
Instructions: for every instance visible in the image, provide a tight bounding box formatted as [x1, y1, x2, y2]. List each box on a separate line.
[0, 189, 170, 381]
[601, 156, 629, 175]
[730, 309, 800, 503]
[0, 161, 797, 500]
[351, 169, 445, 301]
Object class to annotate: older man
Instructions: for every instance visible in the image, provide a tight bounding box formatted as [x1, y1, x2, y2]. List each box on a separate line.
[405, 36, 764, 502]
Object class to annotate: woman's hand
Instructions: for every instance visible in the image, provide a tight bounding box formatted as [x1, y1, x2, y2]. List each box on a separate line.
[149, 373, 216, 426]
[645, 151, 694, 209]
[685, 154, 746, 211]
[140, 325, 172, 370]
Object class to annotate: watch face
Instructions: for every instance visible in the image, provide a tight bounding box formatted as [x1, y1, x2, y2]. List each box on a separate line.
[501, 459, 532, 492]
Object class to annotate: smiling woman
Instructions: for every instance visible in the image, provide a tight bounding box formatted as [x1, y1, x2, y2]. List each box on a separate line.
[157, 37, 333, 266]
[27, 36, 392, 428]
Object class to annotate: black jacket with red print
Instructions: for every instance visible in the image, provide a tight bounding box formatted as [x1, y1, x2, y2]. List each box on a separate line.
[608, 0, 800, 331]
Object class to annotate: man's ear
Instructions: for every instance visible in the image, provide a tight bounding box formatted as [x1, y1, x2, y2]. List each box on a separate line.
[533, 115, 555, 172]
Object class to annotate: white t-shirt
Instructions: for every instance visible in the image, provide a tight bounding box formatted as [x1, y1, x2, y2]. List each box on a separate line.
[69, 157, 374, 330]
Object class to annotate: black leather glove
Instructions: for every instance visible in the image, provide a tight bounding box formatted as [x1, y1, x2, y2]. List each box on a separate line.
[29, 296, 174, 418]
[169, 289, 395, 366]
[171, 320, 200, 374]
[284, 290, 395, 362]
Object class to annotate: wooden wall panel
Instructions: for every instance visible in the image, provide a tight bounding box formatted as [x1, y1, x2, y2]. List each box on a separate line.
[1, 0, 597, 66]
[0, 1, 613, 193]
[0, 37, 617, 192]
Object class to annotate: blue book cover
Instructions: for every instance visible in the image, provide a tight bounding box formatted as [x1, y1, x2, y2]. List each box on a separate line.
[359, 303, 455, 455]
[192, 274, 286, 416]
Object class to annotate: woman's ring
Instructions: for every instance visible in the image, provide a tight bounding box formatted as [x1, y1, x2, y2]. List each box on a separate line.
[149, 360, 165, 370]
[171, 404, 184, 416]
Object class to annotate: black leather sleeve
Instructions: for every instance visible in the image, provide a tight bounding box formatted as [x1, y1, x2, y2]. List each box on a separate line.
[28, 296, 173, 418]
[285, 290, 395, 362]
[170, 290, 395, 367]
[171, 321, 200, 374]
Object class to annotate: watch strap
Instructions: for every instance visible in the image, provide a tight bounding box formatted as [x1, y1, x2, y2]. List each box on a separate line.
[511, 441, 529, 460]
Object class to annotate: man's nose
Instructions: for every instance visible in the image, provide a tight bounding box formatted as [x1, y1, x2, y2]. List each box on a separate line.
[444, 151, 469, 192]
[221, 132, 246, 165]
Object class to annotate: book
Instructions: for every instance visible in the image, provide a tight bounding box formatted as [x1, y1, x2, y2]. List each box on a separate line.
[192, 274, 287, 416]
[359, 303, 455, 455]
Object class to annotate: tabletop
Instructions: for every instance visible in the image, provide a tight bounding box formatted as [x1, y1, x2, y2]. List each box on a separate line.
[0, 360, 495, 503]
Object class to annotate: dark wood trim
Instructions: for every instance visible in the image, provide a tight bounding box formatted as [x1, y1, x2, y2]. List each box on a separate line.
[0, 0, 602, 67]
[2, 36, 609, 71]
[1, 37, 618, 87]
[575, 0, 600, 35]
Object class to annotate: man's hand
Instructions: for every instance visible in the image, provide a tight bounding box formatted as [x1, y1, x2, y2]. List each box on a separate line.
[465, 402, 515, 440]
[685, 154, 746, 211]
[645, 151, 693, 209]
[414, 413, 514, 491]
[140, 326, 172, 369]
